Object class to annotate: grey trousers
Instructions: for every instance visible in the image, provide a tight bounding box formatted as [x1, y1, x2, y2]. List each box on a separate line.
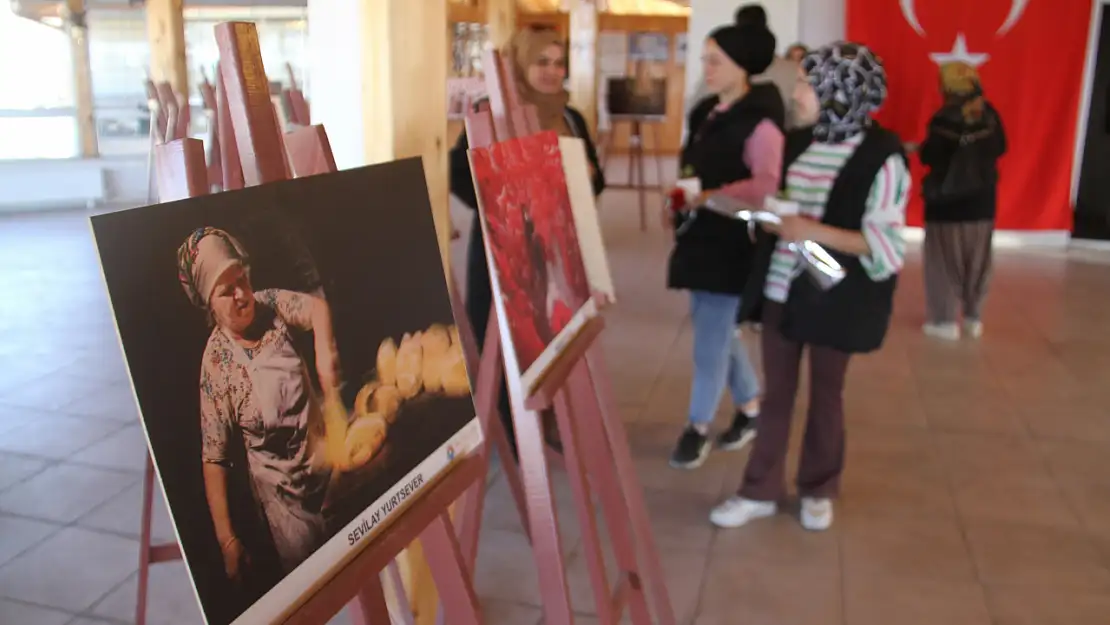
[923, 220, 994, 324]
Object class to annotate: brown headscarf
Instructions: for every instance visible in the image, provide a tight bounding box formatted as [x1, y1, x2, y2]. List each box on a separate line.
[508, 29, 572, 135]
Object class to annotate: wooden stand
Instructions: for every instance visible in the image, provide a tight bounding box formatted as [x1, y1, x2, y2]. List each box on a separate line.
[447, 49, 676, 625]
[134, 20, 484, 625]
[601, 116, 667, 232]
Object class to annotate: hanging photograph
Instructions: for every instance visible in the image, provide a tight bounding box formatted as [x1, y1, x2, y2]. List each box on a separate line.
[447, 76, 488, 121]
[675, 33, 688, 65]
[629, 32, 670, 63]
[90, 160, 482, 625]
[468, 131, 598, 395]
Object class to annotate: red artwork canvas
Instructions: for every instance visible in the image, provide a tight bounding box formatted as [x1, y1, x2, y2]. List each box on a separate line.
[469, 130, 594, 392]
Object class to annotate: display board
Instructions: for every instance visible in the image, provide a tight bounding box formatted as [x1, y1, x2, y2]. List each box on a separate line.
[90, 159, 483, 625]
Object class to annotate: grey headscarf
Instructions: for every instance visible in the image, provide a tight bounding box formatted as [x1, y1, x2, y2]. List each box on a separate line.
[802, 42, 888, 143]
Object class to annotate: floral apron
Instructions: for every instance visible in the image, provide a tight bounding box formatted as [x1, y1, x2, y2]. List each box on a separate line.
[223, 318, 329, 573]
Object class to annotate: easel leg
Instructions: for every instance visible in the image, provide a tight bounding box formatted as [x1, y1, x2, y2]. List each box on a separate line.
[633, 121, 647, 232]
[651, 124, 666, 191]
[585, 347, 676, 625]
[568, 364, 653, 624]
[350, 572, 393, 625]
[552, 388, 616, 624]
[135, 455, 156, 625]
[422, 513, 482, 625]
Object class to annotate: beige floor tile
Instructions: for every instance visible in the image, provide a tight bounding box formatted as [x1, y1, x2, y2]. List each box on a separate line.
[0, 514, 61, 567]
[0, 413, 125, 460]
[964, 521, 1110, 589]
[697, 558, 841, 625]
[843, 577, 992, 625]
[59, 381, 142, 423]
[0, 599, 72, 625]
[71, 424, 149, 473]
[986, 587, 1110, 625]
[482, 599, 543, 625]
[712, 513, 840, 573]
[0, 462, 138, 523]
[0, 451, 49, 491]
[90, 561, 204, 625]
[77, 480, 177, 543]
[840, 514, 978, 583]
[0, 527, 138, 612]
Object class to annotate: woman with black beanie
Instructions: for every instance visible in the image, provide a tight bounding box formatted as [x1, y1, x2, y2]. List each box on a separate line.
[665, 23, 785, 470]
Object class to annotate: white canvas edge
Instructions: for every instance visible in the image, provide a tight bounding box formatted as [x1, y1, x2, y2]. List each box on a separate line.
[558, 136, 617, 301]
[86, 217, 485, 625]
[467, 145, 601, 398]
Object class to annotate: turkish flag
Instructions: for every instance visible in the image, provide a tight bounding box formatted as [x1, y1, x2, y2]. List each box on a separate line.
[847, 0, 1090, 230]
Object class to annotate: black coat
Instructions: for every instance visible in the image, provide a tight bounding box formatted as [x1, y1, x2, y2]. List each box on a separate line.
[919, 102, 1007, 223]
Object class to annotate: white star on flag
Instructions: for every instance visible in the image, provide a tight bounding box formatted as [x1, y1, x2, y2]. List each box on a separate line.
[929, 33, 990, 67]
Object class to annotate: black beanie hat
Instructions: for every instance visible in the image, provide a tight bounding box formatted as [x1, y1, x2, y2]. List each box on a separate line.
[709, 24, 776, 77]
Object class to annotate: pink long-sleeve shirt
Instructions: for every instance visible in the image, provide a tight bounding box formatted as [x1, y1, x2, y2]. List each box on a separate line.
[711, 118, 785, 207]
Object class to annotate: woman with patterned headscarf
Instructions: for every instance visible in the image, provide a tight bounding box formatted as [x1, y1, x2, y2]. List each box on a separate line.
[920, 62, 1006, 341]
[178, 227, 340, 583]
[715, 42, 912, 532]
[448, 27, 606, 458]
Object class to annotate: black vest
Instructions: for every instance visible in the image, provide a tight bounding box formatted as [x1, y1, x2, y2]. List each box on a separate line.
[667, 85, 785, 295]
[741, 125, 906, 354]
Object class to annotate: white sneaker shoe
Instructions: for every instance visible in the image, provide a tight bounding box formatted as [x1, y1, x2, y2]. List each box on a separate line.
[963, 319, 983, 338]
[800, 497, 833, 531]
[923, 322, 960, 341]
[709, 496, 777, 529]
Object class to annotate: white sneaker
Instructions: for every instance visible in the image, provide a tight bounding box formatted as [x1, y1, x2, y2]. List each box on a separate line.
[709, 496, 777, 529]
[923, 322, 960, 341]
[963, 319, 983, 338]
[800, 497, 833, 531]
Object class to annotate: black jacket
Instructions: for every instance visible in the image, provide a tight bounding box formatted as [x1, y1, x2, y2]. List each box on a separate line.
[741, 125, 906, 354]
[919, 102, 1006, 223]
[666, 84, 785, 295]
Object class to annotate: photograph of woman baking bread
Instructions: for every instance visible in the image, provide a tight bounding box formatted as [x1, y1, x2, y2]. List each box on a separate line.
[90, 162, 482, 625]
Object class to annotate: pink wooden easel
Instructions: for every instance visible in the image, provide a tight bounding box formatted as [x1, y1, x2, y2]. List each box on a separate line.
[443, 48, 677, 625]
[134, 20, 484, 625]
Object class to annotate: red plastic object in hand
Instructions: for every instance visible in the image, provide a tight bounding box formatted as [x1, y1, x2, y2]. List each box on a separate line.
[665, 188, 687, 212]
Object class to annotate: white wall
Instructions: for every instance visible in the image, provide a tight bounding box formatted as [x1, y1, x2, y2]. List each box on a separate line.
[305, 0, 367, 170]
[798, 0, 846, 48]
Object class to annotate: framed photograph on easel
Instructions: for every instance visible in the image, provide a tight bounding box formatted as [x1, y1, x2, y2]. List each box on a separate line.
[90, 161, 483, 625]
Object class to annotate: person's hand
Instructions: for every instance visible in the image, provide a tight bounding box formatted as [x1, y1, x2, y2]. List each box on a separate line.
[316, 339, 341, 391]
[221, 536, 249, 582]
[767, 215, 818, 243]
[903, 141, 919, 154]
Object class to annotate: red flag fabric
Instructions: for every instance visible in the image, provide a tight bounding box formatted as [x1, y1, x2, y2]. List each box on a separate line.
[847, 0, 1091, 230]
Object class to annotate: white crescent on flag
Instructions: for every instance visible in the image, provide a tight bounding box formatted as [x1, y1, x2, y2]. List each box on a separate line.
[899, 0, 926, 36]
[996, 0, 1030, 36]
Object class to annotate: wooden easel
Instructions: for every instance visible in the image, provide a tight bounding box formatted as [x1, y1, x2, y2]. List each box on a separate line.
[446, 48, 677, 625]
[134, 20, 483, 625]
[601, 116, 666, 232]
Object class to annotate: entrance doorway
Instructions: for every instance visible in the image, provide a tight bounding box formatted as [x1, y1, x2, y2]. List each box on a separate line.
[1074, 3, 1110, 239]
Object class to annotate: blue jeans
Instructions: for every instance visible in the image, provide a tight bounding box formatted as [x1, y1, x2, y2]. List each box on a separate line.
[688, 291, 761, 425]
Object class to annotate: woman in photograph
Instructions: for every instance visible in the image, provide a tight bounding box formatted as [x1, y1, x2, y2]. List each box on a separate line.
[177, 227, 340, 580]
[715, 42, 910, 531]
[919, 62, 1006, 340]
[665, 23, 785, 470]
[449, 27, 605, 457]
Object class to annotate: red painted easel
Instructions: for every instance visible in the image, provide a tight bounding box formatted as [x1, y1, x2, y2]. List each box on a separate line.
[134, 21, 484, 625]
[445, 48, 677, 625]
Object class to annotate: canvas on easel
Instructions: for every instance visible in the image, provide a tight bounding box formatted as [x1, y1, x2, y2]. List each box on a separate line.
[468, 131, 600, 395]
[560, 136, 616, 300]
[91, 160, 482, 625]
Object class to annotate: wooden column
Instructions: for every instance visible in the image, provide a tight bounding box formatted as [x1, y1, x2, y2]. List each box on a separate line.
[566, 0, 599, 135]
[486, 0, 517, 49]
[64, 0, 98, 157]
[145, 0, 189, 98]
[306, 3, 448, 621]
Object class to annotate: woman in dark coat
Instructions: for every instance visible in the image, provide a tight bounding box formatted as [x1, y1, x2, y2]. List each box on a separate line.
[919, 62, 1007, 341]
[448, 28, 605, 456]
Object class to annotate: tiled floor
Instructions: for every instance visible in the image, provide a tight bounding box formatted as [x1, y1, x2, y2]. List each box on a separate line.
[3, 184, 1110, 625]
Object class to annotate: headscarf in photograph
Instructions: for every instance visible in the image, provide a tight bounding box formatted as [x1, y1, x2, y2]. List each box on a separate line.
[177, 227, 249, 308]
[802, 42, 888, 143]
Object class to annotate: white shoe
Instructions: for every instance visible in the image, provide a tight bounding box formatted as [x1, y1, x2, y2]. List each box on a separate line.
[963, 319, 983, 338]
[923, 322, 960, 341]
[709, 496, 777, 529]
[800, 497, 833, 531]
